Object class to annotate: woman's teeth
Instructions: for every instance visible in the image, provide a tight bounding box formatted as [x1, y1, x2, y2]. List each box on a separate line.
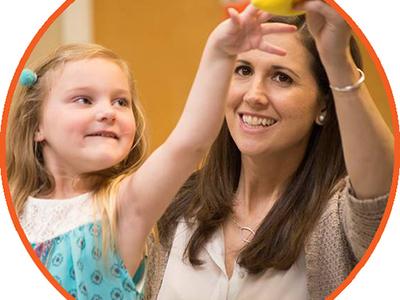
[241, 114, 276, 127]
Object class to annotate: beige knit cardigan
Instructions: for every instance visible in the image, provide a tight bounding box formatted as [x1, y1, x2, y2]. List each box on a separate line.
[144, 179, 388, 300]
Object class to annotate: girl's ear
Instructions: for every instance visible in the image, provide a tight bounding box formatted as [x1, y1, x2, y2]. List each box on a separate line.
[34, 127, 45, 142]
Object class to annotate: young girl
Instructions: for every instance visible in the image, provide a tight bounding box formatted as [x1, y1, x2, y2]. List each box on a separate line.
[6, 6, 296, 299]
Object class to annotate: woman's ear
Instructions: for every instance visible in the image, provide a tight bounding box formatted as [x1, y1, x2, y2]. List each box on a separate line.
[315, 97, 327, 126]
[315, 109, 327, 126]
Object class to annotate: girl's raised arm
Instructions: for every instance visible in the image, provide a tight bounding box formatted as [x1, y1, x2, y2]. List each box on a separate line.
[115, 5, 296, 274]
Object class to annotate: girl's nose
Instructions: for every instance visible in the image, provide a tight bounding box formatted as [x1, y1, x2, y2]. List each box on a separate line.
[96, 105, 116, 123]
[243, 78, 269, 106]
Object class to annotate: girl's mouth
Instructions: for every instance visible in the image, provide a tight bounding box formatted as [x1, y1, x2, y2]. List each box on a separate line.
[86, 131, 119, 139]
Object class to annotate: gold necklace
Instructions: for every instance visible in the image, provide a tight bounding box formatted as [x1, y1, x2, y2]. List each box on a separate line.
[231, 216, 257, 244]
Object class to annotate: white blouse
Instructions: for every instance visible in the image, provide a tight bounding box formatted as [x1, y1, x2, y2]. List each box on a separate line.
[157, 220, 308, 300]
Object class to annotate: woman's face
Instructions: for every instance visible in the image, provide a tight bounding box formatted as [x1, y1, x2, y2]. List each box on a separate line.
[226, 31, 323, 159]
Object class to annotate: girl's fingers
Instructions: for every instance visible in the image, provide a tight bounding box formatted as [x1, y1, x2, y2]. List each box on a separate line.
[258, 39, 287, 56]
[260, 23, 297, 34]
[242, 3, 259, 19]
[257, 11, 272, 23]
[227, 7, 241, 26]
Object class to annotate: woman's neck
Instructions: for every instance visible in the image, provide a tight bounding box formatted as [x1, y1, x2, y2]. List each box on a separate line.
[235, 149, 305, 218]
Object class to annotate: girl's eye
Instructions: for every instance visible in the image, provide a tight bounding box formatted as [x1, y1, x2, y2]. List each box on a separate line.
[272, 72, 293, 85]
[234, 65, 253, 77]
[114, 98, 130, 107]
[74, 97, 92, 105]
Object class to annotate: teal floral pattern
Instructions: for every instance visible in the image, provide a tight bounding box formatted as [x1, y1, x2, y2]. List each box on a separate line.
[32, 223, 144, 299]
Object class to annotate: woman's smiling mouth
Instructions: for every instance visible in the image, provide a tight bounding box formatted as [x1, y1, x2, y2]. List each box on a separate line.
[239, 113, 277, 130]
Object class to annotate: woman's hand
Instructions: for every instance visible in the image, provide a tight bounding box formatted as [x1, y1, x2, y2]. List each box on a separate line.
[210, 4, 297, 57]
[293, 1, 394, 200]
[295, 0, 352, 64]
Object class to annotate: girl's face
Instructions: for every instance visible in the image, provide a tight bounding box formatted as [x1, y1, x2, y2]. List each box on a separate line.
[35, 58, 136, 176]
[226, 32, 323, 160]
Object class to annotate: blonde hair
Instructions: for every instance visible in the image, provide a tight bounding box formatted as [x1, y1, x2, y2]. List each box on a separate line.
[6, 43, 147, 253]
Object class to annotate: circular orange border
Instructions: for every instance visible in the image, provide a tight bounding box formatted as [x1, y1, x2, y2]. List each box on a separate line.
[324, 0, 400, 298]
[0, 1, 75, 298]
[0, 0, 399, 299]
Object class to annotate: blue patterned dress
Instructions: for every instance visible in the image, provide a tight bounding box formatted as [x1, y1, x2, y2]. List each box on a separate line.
[20, 193, 145, 300]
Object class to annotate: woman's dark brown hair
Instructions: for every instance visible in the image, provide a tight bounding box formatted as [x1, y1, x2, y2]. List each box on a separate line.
[159, 15, 362, 274]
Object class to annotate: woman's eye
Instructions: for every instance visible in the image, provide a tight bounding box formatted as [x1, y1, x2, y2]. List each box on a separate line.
[74, 97, 92, 104]
[114, 98, 129, 107]
[234, 65, 253, 77]
[272, 72, 293, 85]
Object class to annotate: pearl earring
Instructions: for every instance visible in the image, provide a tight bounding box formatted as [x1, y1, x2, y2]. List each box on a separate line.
[316, 113, 326, 125]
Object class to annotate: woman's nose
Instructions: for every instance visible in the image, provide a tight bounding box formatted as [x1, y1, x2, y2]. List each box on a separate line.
[243, 78, 269, 106]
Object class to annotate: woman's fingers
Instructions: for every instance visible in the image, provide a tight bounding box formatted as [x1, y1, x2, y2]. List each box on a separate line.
[294, 0, 329, 14]
[294, 0, 344, 24]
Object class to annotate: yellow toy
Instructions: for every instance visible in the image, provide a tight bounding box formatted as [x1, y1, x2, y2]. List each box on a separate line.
[251, 0, 305, 16]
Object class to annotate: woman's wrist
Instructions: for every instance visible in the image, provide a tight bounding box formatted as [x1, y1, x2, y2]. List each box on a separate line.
[318, 43, 352, 68]
[320, 50, 361, 91]
[330, 68, 365, 93]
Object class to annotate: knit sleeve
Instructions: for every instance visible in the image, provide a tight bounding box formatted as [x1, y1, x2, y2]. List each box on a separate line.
[143, 229, 174, 300]
[341, 177, 389, 260]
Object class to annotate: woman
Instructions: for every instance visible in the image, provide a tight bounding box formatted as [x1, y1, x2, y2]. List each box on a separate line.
[145, 1, 394, 299]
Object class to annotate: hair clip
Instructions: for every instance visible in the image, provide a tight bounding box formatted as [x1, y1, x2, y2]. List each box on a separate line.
[20, 69, 38, 87]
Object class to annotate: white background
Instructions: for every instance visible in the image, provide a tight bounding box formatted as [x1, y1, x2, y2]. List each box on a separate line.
[0, 0, 399, 298]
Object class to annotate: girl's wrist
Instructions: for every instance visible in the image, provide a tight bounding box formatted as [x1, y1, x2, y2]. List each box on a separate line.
[205, 33, 237, 61]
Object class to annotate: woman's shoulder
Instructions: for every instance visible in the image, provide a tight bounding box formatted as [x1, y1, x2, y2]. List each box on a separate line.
[321, 177, 348, 216]
[322, 176, 389, 220]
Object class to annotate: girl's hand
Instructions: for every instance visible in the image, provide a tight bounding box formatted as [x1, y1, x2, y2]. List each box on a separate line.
[210, 4, 297, 57]
[294, 0, 352, 63]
